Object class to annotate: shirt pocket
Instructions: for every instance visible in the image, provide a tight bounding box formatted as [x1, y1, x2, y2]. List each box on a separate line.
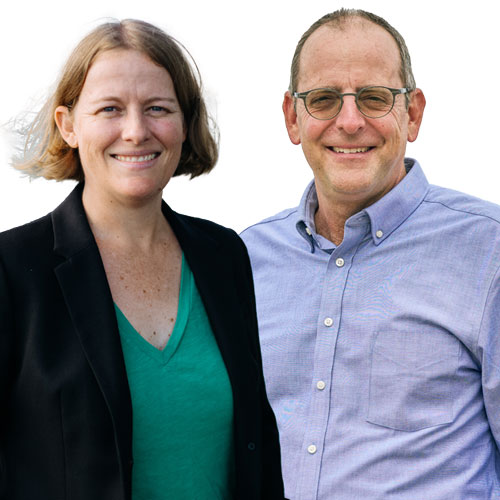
[367, 327, 460, 431]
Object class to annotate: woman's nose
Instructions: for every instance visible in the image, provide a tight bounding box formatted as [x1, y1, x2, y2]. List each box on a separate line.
[121, 110, 151, 144]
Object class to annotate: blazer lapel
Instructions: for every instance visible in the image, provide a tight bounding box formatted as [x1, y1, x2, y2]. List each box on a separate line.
[163, 204, 257, 402]
[52, 184, 132, 471]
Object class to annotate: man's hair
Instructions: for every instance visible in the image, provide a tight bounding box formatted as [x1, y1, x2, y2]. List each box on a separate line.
[289, 9, 416, 99]
[14, 19, 218, 181]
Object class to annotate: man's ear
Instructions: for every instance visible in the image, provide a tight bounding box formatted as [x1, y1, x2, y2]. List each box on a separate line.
[283, 91, 301, 145]
[54, 106, 78, 148]
[407, 89, 426, 143]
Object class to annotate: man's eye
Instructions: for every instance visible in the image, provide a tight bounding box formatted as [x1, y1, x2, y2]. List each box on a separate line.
[102, 106, 118, 112]
[309, 92, 339, 107]
[359, 91, 391, 105]
[363, 94, 386, 102]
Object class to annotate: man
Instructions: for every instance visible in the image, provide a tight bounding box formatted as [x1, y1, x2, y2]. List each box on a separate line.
[241, 8, 500, 500]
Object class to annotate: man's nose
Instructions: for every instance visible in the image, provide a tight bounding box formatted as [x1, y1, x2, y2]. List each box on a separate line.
[334, 95, 366, 134]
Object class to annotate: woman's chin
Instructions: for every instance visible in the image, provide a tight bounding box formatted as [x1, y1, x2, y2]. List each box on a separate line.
[121, 183, 165, 203]
[101, 178, 167, 206]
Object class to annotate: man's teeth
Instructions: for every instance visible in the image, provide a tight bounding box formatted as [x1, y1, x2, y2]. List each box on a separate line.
[332, 147, 371, 153]
[114, 153, 158, 162]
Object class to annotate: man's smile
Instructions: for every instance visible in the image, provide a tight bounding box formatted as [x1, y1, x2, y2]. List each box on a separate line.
[327, 146, 374, 154]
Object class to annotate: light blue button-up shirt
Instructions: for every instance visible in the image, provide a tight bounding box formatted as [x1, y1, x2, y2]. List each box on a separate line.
[241, 160, 500, 500]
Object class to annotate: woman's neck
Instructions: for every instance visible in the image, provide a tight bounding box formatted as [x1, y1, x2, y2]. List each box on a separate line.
[82, 186, 171, 251]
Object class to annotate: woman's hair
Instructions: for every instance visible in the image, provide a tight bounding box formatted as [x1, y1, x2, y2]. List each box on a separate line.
[14, 19, 218, 181]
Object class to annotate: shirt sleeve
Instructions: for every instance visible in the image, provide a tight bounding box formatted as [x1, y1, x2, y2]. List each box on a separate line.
[478, 263, 500, 450]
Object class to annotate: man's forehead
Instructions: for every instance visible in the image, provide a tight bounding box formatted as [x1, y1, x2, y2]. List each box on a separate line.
[298, 18, 401, 83]
[303, 18, 398, 56]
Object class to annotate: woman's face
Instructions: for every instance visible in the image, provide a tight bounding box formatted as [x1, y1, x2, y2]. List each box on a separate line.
[56, 48, 186, 206]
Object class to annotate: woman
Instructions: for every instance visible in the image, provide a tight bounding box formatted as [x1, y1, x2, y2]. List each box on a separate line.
[0, 19, 285, 500]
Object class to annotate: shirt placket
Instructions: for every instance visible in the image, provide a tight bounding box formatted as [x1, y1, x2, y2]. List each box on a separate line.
[295, 221, 367, 500]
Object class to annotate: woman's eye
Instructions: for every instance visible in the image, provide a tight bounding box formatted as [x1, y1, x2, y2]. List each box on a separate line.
[100, 106, 119, 114]
[148, 106, 169, 114]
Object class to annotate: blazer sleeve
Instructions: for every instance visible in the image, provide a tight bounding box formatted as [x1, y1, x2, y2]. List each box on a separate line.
[0, 257, 13, 414]
[0, 257, 14, 497]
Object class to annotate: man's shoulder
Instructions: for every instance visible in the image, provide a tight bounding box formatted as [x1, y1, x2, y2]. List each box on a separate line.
[425, 184, 500, 227]
[240, 207, 299, 241]
[240, 206, 304, 267]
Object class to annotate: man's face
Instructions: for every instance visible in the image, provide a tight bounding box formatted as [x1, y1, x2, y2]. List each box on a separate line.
[283, 19, 425, 210]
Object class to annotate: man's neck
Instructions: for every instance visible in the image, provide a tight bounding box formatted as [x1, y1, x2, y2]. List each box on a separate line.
[313, 188, 385, 246]
[313, 165, 408, 245]
[313, 200, 358, 246]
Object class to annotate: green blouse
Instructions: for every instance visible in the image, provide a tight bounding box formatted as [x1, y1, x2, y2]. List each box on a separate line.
[115, 254, 235, 499]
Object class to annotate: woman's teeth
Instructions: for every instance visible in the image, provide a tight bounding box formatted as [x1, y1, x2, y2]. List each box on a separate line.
[114, 153, 158, 162]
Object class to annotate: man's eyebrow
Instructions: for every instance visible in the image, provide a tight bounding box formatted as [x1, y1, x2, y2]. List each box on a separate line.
[315, 85, 395, 92]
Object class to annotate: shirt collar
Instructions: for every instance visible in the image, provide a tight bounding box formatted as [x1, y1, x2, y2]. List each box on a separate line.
[295, 180, 322, 253]
[296, 158, 430, 251]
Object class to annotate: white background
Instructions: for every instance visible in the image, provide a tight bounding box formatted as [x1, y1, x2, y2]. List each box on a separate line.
[1, 0, 499, 232]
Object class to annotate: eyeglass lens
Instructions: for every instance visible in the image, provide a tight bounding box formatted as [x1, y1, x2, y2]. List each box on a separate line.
[305, 87, 395, 119]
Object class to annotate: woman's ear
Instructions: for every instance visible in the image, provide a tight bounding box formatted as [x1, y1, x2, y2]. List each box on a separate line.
[54, 106, 78, 148]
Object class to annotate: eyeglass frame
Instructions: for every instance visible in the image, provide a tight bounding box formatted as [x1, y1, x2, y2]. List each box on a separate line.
[292, 86, 413, 120]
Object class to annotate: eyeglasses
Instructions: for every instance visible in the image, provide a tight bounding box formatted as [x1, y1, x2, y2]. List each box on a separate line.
[293, 86, 412, 120]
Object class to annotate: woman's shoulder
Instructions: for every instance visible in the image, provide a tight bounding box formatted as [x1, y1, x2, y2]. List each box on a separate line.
[0, 184, 87, 258]
[177, 211, 236, 236]
[0, 213, 53, 245]
[168, 208, 250, 263]
[0, 213, 54, 261]
[166, 206, 240, 244]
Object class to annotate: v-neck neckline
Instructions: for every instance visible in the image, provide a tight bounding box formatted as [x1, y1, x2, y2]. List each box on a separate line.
[114, 253, 192, 365]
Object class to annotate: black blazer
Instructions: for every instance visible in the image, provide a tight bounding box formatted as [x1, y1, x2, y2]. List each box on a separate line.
[0, 184, 285, 500]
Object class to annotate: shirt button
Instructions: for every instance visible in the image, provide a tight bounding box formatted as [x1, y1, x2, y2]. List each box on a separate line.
[307, 444, 317, 454]
[323, 317, 333, 327]
[376, 230, 384, 238]
[335, 257, 345, 267]
[316, 380, 326, 390]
